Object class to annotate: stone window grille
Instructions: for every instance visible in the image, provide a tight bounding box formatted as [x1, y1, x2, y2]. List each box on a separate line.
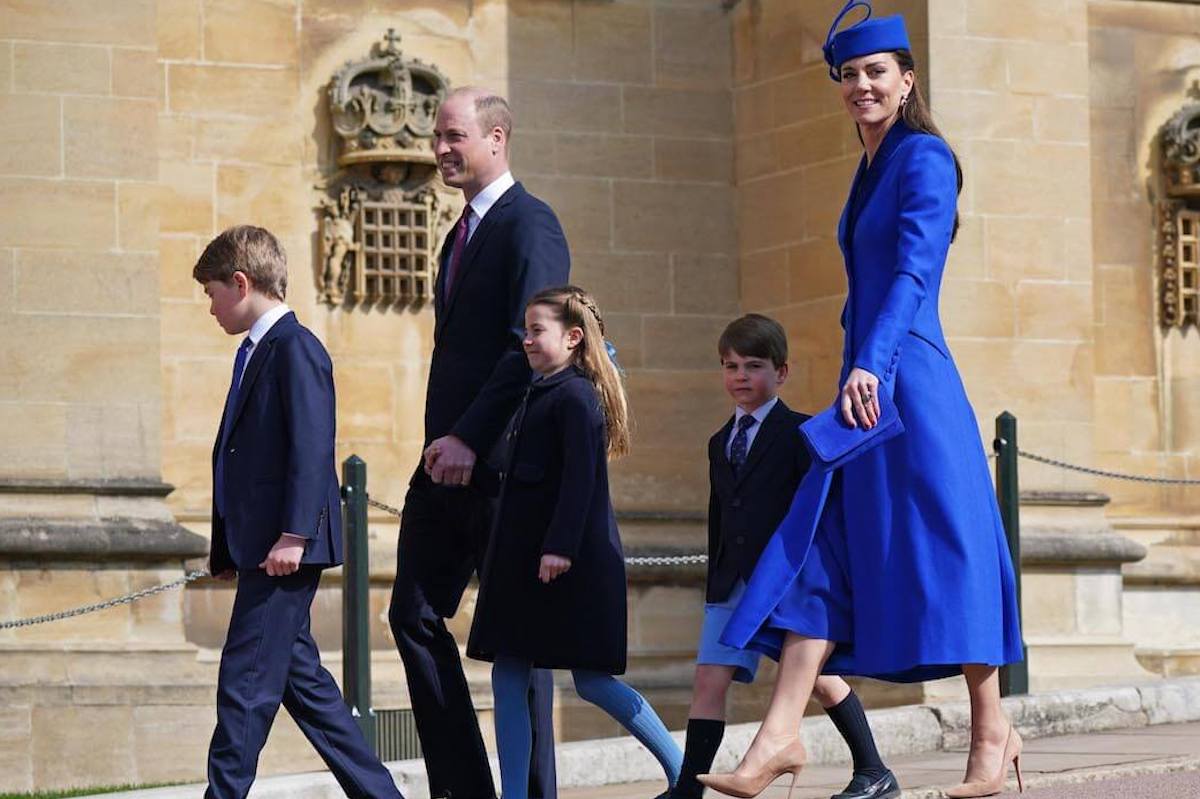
[356, 199, 435, 303]
[1178, 209, 1200, 325]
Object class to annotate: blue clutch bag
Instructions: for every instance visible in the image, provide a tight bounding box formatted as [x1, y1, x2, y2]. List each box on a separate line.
[800, 390, 904, 470]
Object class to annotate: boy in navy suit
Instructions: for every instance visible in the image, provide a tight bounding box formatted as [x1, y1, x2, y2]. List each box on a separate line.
[668, 314, 898, 799]
[195, 225, 402, 799]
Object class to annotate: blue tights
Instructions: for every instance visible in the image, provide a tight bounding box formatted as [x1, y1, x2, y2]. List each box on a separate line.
[492, 655, 682, 799]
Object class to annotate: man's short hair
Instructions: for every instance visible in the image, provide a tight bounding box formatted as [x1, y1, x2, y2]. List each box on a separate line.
[446, 87, 513, 149]
[718, 313, 788, 368]
[193, 225, 288, 300]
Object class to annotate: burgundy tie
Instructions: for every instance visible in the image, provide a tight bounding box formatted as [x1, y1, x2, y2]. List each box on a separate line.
[444, 205, 472, 298]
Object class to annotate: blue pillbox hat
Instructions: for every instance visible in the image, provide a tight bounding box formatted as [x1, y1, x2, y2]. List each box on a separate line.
[823, 1, 912, 82]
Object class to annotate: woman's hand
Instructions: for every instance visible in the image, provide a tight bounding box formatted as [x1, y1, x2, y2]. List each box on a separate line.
[840, 367, 881, 429]
[538, 554, 572, 583]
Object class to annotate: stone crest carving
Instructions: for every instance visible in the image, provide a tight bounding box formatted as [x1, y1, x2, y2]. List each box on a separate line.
[1158, 94, 1200, 329]
[317, 30, 456, 307]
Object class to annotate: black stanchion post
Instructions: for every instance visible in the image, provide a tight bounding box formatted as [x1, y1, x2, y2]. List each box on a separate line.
[994, 412, 1029, 696]
[341, 455, 376, 748]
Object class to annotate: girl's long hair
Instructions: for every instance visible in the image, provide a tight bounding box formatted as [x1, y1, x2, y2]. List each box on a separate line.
[527, 285, 631, 459]
[890, 50, 964, 242]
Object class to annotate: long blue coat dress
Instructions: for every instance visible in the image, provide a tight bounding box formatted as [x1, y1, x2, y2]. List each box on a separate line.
[721, 121, 1024, 682]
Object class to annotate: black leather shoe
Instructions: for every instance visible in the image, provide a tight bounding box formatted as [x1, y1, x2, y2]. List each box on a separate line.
[830, 769, 901, 799]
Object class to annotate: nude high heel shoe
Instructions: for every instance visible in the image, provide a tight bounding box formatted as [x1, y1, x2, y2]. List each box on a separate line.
[696, 739, 807, 799]
[945, 724, 1024, 798]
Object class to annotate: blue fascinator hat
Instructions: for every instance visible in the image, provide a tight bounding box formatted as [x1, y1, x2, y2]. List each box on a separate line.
[823, 0, 911, 82]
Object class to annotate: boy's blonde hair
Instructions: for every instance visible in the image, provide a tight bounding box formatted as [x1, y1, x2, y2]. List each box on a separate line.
[193, 225, 288, 300]
[527, 286, 631, 459]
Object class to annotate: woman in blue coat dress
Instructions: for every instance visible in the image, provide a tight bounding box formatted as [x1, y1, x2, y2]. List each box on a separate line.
[699, 5, 1024, 799]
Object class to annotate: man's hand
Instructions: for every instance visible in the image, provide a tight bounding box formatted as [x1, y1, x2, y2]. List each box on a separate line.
[259, 533, 306, 576]
[423, 435, 476, 487]
[538, 554, 572, 583]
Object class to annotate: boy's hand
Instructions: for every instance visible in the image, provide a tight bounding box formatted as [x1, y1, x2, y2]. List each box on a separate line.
[259, 533, 306, 576]
[538, 554, 571, 583]
[424, 435, 476, 487]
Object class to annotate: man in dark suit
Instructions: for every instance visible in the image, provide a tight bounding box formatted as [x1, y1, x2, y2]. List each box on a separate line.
[195, 225, 402, 799]
[667, 314, 898, 799]
[388, 87, 569, 799]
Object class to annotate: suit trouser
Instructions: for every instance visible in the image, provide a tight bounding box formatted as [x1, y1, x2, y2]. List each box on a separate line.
[388, 477, 557, 799]
[207, 567, 402, 799]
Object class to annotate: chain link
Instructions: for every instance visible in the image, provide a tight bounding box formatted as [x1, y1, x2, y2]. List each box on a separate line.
[1017, 450, 1200, 486]
[624, 554, 708, 567]
[366, 495, 403, 517]
[0, 570, 209, 630]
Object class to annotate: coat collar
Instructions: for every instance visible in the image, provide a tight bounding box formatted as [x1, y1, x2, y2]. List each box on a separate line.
[712, 397, 794, 485]
[839, 120, 918, 251]
[531, 363, 585, 392]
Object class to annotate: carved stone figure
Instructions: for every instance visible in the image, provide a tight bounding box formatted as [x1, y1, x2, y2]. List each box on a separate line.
[320, 187, 362, 304]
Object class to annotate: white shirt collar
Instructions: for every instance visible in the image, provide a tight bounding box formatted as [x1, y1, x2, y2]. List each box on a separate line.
[247, 303, 290, 346]
[468, 171, 515, 223]
[733, 395, 779, 426]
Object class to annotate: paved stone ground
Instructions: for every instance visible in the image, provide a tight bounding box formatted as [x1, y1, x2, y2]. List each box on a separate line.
[561, 721, 1200, 798]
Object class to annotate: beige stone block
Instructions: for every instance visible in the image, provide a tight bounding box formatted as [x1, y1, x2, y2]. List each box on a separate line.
[14, 250, 157, 315]
[970, 140, 1090, 218]
[573, 1, 652, 84]
[945, 212, 987, 280]
[643, 315, 730, 370]
[928, 36, 1007, 92]
[0, 43, 10, 93]
[204, 0, 298, 65]
[112, 48, 160, 99]
[132, 705, 216, 783]
[771, 66, 843, 128]
[162, 358, 227, 442]
[334, 361, 396, 442]
[119, 180, 160, 251]
[0, 178, 115, 249]
[1022, 569, 1077, 636]
[655, 137, 733, 184]
[932, 90, 1034, 142]
[157, 113, 195, 162]
[160, 236, 201, 300]
[654, 5, 731, 90]
[614, 180, 733, 253]
[735, 131, 779, 183]
[1093, 377, 1160, 454]
[1098, 265, 1152, 328]
[216, 163, 307, 237]
[601, 312, 643, 371]
[622, 87, 732, 138]
[510, 80, 622, 134]
[168, 64, 298, 116]
[774, 114, 851, 170]
[734, 82, 773, 140]
[774, 297, 846, 404]
[520, 175, 611, 252]
[940, 278, 1014, 338]
[965, 0, 1084, 42]
[0, 0, 154, 46]
[158, 0, 202, 59]
[738, 170, 807, 252]
[64, 97, 157, 180]
[571, 252, 670, 315]
[739, 248, 788, 313]
[162, 438, 216, 514]
[629, 585, 704, 652]
[1034, 93, 1090, 144]
[0, 404, 67, 478]
[0, 251, 12, 313]
[802, 157, 858, 241]
[32, 705, 135, 789]
[0, 705, 32, 793]
[1092, 198, 1149, 268]
[67, 402, 160, 480]
[12, 42, 110, 94]
[159, 160, 213, 235]
[554, 133, 652, 179]
[1007, 41, 1089, 97]
[507, 0, 573, 80]
[673, 253, 738, 316]
[986, 216, 1068, 281]
[193, 116, 305, 165]
[788, 237, 847, 305]
[1063, 217, 1092, 283]
[0, 94, 60, 177]
[1087, 27, 1137, 110]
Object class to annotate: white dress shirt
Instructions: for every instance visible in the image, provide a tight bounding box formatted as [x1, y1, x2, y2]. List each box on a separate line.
[236, 303, 291, 389]
[725, 395, 779, 460]
[465, 171, 515, 241]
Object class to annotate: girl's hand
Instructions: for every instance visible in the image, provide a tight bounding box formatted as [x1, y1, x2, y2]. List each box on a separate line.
[840, 367, 881, 429]
[538, 554, 572, 583]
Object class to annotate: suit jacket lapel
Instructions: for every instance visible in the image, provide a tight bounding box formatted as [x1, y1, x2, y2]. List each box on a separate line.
[439, 183, 524, 332]
[712, 416, 736, 486]
[225, 312, 295, 436]
[734, 401, 790, 486]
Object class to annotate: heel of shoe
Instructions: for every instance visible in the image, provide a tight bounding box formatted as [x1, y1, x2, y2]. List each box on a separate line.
[1013, 754, 1024, 793]
[783, 770, 799, 799]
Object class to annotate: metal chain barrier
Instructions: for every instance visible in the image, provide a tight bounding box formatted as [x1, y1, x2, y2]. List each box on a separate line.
[0, 570, 209, 630]
[1018, 449, 1200, 486]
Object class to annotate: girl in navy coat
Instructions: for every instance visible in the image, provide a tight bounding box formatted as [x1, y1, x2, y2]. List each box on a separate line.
[702, 5, 1023, 799]
[467, 286, 683, 798]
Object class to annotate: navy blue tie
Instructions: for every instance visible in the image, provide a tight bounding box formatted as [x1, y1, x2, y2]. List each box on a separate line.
[729, 414, 757, 475]
[215, 338, 253, 518]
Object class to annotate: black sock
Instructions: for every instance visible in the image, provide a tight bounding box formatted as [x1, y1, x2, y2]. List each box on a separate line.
[825, 690, 888, 778]
[672, 718, 725, 799]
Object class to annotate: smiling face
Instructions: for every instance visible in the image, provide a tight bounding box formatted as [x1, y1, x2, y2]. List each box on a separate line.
[523, 303, 582, 377]
[433, 93, 507, 198]
[839, 52, 914, 130]
[721, 350, 787, 413]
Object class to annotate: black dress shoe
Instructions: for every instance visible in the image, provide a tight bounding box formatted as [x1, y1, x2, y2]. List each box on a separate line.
[830, 769, 901, 799]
